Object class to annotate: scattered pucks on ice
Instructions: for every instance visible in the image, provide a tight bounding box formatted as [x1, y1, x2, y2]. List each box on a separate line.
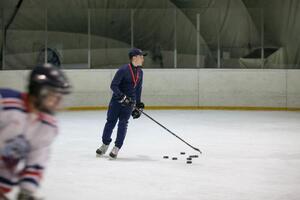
[172, 157, 178, 160]
[189, 155, 199, 158]
[163, 156, 169, 159]
[180, 152, 186, 155]
[186, 160, 192, 164]
[186, 157, 192, 161]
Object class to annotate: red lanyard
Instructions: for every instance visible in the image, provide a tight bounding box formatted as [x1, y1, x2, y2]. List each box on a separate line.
[128, 64, 139, 88]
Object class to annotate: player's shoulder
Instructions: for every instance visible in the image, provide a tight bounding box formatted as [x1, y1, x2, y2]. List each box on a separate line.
[0, 88, 23, 99]
[118, 64, 130, 71]
[0, 88, 26, 111]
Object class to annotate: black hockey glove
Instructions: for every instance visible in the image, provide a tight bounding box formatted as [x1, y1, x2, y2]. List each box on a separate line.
[136, 102, 145, 110]
[132, 102, 145, 119]
[131, 109, 141, 119]
[118, 95, 134, 106]
[17, 190, 38, 200]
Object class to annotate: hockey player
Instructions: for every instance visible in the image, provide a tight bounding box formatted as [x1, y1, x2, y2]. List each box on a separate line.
[96, 48, 146, 159]
[0, 63, 71, 200]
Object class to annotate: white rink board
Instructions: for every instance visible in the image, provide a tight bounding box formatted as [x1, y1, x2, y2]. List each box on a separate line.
[0, 69, 300, 108]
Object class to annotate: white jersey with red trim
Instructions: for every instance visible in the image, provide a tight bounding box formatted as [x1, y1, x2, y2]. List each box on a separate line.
[0, 88, 58, 194]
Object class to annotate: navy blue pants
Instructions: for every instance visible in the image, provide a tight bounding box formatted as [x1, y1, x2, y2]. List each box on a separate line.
[102, 99, 133, 149]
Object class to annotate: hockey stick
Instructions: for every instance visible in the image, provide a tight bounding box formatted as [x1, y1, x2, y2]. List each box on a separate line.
[137, 109, 202, 154]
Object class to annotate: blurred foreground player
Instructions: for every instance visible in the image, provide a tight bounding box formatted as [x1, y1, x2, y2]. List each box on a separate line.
[96, 48, 146, 159]
[0, 64, 71, 200]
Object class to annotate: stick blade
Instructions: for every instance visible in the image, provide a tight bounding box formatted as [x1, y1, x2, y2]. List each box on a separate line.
[194, 147, 202, 154]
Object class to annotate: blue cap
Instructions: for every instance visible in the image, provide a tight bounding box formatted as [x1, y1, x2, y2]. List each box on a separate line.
[128, 48, 148, 58]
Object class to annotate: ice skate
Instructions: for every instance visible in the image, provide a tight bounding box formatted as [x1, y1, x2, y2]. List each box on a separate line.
[96, 144, 109, 157]
[109, 146, 120, 159]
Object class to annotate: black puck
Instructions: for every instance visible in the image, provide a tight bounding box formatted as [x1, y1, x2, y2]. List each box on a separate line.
[189, 155, 199, 158]
[186, 161, 192, 164]
[163, 156, 169, 159]
[172, 157, 178, 160]
[186, 157, 192, 160]
[180, 152, 186, 155]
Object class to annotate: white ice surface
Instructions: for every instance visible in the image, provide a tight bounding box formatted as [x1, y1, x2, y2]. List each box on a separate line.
[11, 110, 300, 200]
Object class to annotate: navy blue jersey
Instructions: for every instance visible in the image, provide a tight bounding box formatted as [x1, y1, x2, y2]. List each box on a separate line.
[111, 63, 143, 104]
